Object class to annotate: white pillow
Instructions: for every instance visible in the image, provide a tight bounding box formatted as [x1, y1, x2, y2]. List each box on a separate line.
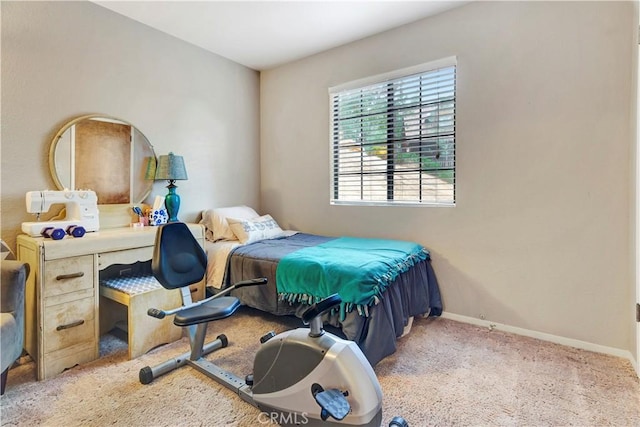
[200, 205, 259, 242]
[227, 214, 284, 244]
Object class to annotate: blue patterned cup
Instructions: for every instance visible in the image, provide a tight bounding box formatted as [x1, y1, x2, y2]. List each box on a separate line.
[148, 209, 168, 226]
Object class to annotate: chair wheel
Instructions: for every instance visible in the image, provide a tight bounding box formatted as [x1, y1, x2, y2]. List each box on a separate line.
[217, 334, 228, 348]
[139, 366, 154, 384]
[389, 416, 409, 427]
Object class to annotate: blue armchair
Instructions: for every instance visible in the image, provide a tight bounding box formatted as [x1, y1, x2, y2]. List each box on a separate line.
[1, 260, 29, 395]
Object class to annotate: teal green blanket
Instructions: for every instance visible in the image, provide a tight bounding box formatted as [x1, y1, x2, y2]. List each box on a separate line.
[276, 237, 428, 319]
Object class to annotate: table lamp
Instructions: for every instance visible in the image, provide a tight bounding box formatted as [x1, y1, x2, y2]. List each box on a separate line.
[154, 152, 188, 222]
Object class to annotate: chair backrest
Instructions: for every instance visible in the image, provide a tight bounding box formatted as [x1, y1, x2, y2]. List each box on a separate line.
[152, 222, 207, 290]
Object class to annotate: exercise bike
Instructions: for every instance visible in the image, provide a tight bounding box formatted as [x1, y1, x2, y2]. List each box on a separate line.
[139, 222, 408, 427]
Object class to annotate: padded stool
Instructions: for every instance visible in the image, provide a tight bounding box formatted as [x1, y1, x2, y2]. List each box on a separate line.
[99, 274, 182, 359]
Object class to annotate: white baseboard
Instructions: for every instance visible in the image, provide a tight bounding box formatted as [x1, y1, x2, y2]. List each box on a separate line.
[440, 311, 639, 377]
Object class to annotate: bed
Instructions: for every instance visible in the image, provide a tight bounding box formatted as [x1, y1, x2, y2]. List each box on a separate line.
[201, 206, 442, 366]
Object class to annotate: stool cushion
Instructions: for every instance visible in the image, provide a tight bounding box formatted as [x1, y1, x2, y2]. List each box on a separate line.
[100, 274, 162, 296]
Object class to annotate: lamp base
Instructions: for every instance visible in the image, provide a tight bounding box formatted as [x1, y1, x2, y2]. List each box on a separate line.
[165, 181, 181, 222]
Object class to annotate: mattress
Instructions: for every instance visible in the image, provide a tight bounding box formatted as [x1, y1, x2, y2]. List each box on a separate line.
[208, 232, 442, 366]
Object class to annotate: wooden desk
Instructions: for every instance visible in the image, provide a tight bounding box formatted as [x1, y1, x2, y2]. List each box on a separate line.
[17, 224, 205, 380]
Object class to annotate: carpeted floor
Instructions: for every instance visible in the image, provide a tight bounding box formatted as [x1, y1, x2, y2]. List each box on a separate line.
[1, 307, 639, 426]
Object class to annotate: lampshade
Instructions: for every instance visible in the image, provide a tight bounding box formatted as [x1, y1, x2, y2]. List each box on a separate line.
[155, 152, 188, 181]
[144, 156, 157, 180]
[154, 152, 188, 223]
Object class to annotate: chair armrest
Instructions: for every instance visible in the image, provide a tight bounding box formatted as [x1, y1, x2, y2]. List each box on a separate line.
[1, 260, 29, 316]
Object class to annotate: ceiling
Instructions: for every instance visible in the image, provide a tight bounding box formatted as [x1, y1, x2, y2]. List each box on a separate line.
[93, 1, 468, 71]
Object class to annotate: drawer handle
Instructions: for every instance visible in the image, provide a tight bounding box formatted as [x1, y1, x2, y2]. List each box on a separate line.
[190, 287, 198, 294]
[56, 320, 85, 331]
[56, 272, 84, 281]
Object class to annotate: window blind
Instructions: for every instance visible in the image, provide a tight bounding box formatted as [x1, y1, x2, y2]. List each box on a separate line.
[330, 62, 456, 206]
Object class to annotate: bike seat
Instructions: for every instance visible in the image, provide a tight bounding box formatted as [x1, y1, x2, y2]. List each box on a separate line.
[174, 296, 240, 326]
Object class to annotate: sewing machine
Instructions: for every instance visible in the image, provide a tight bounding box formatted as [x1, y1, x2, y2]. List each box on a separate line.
[21, 190, 100, 237]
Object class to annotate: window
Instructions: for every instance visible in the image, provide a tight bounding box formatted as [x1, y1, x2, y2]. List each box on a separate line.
[330, 58, 456, 206]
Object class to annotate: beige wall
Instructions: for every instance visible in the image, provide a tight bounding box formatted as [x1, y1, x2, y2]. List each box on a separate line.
[1, 1, 260, 250]
[260, 1, 636, 352]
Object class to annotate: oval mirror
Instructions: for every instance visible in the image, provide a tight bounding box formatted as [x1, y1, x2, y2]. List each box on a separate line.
[49, 115, 156, 204]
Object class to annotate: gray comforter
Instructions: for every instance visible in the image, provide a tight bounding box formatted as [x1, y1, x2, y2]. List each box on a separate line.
[224, 233, 442, 366]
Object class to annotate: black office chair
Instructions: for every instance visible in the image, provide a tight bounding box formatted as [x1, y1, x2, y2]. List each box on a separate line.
[139, 222, 266, 384]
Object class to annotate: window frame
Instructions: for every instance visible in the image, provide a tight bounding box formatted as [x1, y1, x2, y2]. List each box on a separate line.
[329, 56, 457, 207]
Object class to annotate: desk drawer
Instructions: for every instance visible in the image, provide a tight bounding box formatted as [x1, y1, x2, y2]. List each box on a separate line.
[190, 282, 205, 302]
[98, 247, 153, 270]
[44, 255, 93, 298]
[43, 295, 95, 353]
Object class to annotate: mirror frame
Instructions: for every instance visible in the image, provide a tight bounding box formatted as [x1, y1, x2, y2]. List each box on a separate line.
[48, 114, 156, 204]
